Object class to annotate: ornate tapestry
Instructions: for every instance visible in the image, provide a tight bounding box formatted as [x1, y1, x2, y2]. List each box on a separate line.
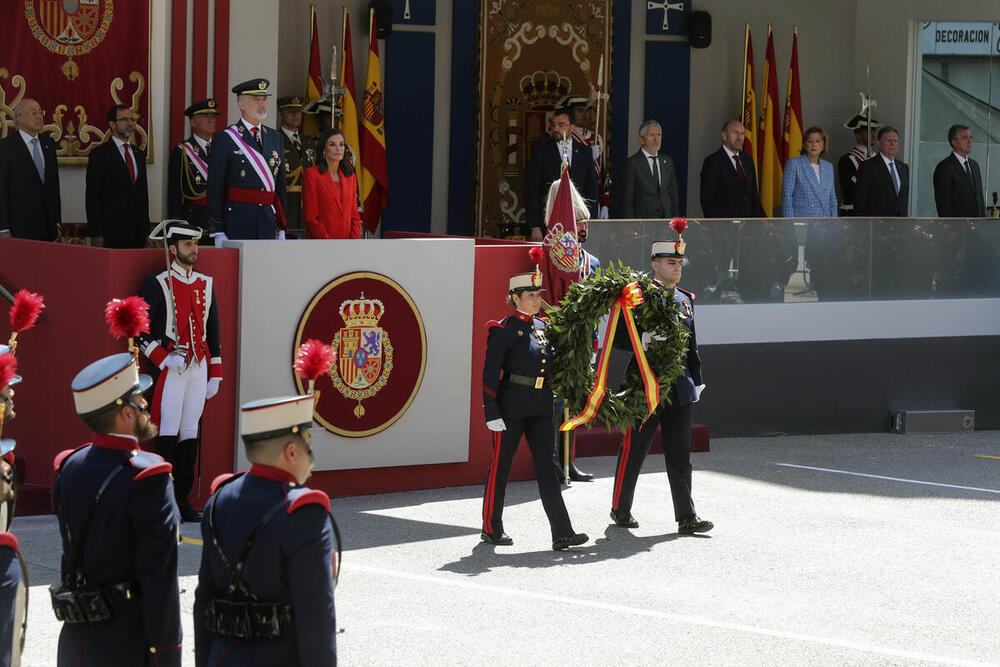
[0, 0, 152, 164]
[476, 0, 612, 237]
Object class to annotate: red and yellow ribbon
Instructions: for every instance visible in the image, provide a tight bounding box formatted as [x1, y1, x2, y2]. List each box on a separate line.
[561, 282, 659, 431]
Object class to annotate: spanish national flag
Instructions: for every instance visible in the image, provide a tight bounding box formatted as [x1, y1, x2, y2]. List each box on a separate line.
[338, 8, 361, 171]
[758, 25, 782, 217]
[782, 27, 803, 165]
[741, 24, 758, 178]
[358, 10, 389, 233]
[302, 6, 323, 137]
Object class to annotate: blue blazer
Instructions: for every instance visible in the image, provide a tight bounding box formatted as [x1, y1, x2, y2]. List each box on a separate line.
[782, 156, 838, 217]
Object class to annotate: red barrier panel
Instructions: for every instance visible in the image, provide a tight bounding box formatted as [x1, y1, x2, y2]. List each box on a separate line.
[0, 239, 239, 511]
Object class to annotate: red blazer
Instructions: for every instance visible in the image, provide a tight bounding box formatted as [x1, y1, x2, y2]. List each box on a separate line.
[302, 164, 362, 239]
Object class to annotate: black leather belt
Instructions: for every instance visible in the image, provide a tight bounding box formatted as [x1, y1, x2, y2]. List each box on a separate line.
[508, 374, 549, 389]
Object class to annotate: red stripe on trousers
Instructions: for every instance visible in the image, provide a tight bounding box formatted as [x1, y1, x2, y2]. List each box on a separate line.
[612, 428, 632, 509]
[482, 430, 501, 533]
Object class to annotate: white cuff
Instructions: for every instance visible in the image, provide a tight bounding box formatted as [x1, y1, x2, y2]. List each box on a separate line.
[486, 418, 506, 432]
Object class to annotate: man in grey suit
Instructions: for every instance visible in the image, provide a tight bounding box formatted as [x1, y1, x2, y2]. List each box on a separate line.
[620, 121, 678, 219]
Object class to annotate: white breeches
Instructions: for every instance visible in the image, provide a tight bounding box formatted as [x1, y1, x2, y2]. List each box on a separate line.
[158, 358, 208, 440]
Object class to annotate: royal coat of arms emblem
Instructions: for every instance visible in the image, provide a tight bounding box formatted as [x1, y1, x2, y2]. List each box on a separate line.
[331, 293, 392, 418]
[543, 222, 582, 273]
[25, 0, 112, 80]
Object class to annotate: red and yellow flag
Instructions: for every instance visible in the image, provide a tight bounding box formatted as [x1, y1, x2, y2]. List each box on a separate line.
[758, 25, 783, 217]
[338, 8, 361, 171]
[782, 27, 803, 165]
[358, 10, 389, 233]
[741, 24, 758, 177]
[302, 6, 323, 137]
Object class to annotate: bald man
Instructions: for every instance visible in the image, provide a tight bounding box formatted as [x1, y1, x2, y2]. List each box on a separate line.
[0, 99, 62, 240]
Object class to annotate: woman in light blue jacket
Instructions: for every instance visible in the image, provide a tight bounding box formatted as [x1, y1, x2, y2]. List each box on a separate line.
[782, 126, 838, 217]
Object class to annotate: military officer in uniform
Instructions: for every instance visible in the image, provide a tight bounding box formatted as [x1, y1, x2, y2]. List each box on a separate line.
[276, 96, 316, 236]
[610, 237, 713, 535]
[138, 221, 224, 523]
[52, 353, 182, 666]
[0, 528, 26, 666]
[1, 346, 22, 532]
[482, 268, 589, 551]
[167, 98, 219, 236]
[207, 79, 287, 242]
[194, 394, 337, 666]
[837, 114, 881, 216]
[559, 95, 610, 219]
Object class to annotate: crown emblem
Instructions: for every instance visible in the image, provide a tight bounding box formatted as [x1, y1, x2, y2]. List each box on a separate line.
[339, 293, 384, 328]
[519, 70, 571, 110]
[208, 99, 216, 108]
[258, 80, 267, 90]
[293, 96, 301, 104]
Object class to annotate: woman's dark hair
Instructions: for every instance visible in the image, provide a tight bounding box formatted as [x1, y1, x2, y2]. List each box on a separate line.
[315, 128, 355, 176]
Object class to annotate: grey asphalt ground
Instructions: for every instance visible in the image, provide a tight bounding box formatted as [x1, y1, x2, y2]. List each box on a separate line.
[12, 431, 1000, 666]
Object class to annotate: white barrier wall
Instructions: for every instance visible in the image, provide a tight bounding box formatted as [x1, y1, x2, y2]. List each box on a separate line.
[230, 238, 474, 471]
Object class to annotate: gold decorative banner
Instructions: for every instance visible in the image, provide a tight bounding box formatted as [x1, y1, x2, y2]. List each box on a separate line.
[475, 0, 611, 237]
[0, 0, 152, 164]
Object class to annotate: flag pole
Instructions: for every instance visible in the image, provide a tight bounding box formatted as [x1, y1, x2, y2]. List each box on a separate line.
[563, 407, 571, 486]
[742, 24, 749, 119]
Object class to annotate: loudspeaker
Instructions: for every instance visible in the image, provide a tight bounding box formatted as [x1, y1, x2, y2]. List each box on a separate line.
[689, 11, 711, 48]
[369, 0, 393, 39]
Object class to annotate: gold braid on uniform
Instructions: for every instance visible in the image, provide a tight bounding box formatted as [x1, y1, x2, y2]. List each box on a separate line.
[547, 262, 689, 432]
[181, 151, 207, 199]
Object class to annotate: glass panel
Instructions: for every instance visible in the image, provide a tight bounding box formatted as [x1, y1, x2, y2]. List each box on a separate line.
[584, 218, 1000, 303]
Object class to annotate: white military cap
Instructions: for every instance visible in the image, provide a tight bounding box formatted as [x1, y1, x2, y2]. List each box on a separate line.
[71, 353, 153, 418]
[240, 395, 315, 442]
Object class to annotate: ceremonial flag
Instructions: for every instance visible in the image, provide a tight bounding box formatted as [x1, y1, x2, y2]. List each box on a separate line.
[758, 25, 783, 217]
[338, 8, 361, 171]
[358, 10, 389, 233]
[782, 27, 803, 165]
[303, 6, 323, 137]
[540, 170, 582, 304]
[741, 24, 758, 177]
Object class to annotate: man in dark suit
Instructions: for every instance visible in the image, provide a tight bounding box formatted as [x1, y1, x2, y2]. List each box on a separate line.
[855, 126, 933, 298]
[0, 98, 61, 241]
[621, 120, 678, 219]
[207, 78, 288, 242]
[166, 98, 219, 235]
[85, 104, 150, 248]
[524, 109, 598, 241]
[933, 124, 985, 295]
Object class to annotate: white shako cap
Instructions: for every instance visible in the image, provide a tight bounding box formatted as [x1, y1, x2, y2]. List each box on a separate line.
[240, 395, 315, 442]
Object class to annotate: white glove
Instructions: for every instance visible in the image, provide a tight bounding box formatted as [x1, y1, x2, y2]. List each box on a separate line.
[212, 232, 228, 248]
[206, 377, 221, 400]
[278, 229, 287, 241]
[694, 384, 706, 402]
[640, 331, 667, 350]
[591, 144, 601, 161]
[163, 354, 186, 371]
[486, 418, 506, 432]
[599, 205, 609, 220]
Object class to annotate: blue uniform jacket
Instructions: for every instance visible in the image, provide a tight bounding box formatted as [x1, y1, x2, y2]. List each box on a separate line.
[616, 281, 703, 407]
[53, 434, 182, 667]
[206, 121, 287, 240]
[482, 311, 554, 422]
[0, 532, 21, 667]
[194, 465, 336, 667]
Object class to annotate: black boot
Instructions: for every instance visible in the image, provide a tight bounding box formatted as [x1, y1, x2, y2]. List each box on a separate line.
[174, 439, 202, 523]
[569, 461, 594, 482]
[154, 435, 177, 464]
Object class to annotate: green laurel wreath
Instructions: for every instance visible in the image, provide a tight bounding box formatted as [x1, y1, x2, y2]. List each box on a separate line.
[547, 262, 690, 432]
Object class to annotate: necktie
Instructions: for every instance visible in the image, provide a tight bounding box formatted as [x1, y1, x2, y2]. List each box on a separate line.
[204, 141, 210, 157]
[30, 137, 44, 183]
[292, 132, 302, 152]
[733, 153, 746, 187]
[123, 144, 136, 186]
[251, 127, 262, 151]
[649, 155, 660, 187]
[889, 160, 899, 194]
[964, 159, 975, 189]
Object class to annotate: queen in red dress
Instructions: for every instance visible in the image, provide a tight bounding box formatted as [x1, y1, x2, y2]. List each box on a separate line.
[302, 128, 363, 239]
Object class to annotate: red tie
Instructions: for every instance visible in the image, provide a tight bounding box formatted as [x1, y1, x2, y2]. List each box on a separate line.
[251, 127, 262, 151]
[733, 153, 746, 187]
[123, 144, 136, 185]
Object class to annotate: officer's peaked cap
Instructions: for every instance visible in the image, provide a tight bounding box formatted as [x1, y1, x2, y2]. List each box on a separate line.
[232, 78, 271, 96]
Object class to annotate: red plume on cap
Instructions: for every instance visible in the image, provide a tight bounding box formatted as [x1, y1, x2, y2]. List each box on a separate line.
[0, 354, 17, 390]
[528, 246, 544, 264]
[9, 290, 45, 333]
[670, 217, 688, 236]
[105, 297, 151, 340]
[294, 339, 336, 383]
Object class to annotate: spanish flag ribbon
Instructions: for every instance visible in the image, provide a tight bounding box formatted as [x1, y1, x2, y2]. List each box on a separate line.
[561, 282, 659, 431]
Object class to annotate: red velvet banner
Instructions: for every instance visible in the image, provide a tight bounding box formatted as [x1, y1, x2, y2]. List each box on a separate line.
[0, 0, 151, 163]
